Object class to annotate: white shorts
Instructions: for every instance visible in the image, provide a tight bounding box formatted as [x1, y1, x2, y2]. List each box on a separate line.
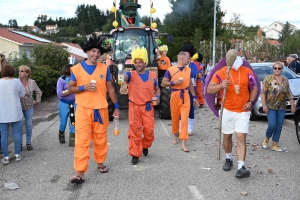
[220, 108, 251, 134]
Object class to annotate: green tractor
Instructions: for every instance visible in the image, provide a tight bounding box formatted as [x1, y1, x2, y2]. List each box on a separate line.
[107, 26, 172, 120]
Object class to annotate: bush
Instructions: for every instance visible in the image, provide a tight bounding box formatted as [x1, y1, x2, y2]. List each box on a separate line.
[30, 65, 61, 97]
[32, 43, 69, 71]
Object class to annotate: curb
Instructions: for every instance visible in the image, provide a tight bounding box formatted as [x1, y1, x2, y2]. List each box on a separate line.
[32, 111, 59, 123]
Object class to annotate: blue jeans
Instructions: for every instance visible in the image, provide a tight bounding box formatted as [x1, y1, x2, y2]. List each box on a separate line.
[58, 101, 75, 134]
[266, 109, 286, 143]
[0, 121, 22, 157]
[20, 107, 34, 145]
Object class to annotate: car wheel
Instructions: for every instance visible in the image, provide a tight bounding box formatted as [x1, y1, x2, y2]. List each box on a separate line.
[295, 115, 300, 144]
[250, 108, 260, 121]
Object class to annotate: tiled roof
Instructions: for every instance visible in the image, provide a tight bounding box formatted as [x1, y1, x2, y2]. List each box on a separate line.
[0, 28, 50, 45]
[61, 42, 86, 60]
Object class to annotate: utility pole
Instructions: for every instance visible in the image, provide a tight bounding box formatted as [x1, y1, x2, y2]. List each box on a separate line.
[212, 0, 217, 66]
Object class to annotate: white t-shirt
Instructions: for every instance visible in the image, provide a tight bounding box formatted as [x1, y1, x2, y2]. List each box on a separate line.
[0, 78, 25, 123]
[206, 64, 214, 75]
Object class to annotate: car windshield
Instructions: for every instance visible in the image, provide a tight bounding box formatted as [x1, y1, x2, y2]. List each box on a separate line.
[112, 29, 155, 63]
[252, 64, 298, 81]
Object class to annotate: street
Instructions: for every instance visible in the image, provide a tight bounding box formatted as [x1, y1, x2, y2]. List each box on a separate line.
[1, 108, 300, 200]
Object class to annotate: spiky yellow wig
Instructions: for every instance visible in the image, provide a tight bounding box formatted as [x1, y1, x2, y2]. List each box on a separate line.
[131, 47, 148, 65]
[159, 45, 168, 52]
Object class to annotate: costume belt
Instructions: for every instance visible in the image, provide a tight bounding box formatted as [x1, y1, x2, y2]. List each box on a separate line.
[171, 88, 189, 104]
[94, 109, 103, 124]
[129, 100, 152, 111]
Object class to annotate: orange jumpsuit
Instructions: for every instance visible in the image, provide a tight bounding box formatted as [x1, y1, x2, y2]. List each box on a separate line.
[71, 62, 109, 173]
[194, 62, 205, 105]
[158, 55, 171, 70]
[127, 71, 157, 157]
[168, 66, 191, 141]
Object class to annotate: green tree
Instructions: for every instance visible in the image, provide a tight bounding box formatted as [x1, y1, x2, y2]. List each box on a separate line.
[278, 21, 293, 43]
[32, 43, 69, 70]
[283, 30, 300, 56]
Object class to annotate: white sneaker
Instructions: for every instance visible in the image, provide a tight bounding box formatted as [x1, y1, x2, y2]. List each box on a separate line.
[15, 154, 21, 162]
[2, 156, 9, 164]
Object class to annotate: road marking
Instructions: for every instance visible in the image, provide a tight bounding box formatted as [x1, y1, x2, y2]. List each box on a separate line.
[188, 185, 205, 200]
[158, 119, 170, 137]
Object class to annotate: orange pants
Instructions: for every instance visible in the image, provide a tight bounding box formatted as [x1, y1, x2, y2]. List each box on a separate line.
[128, 102, 155, 157]
[196, 79, 205, 105]
[74, 105, 109, 173]
[170, 90, 190, 140]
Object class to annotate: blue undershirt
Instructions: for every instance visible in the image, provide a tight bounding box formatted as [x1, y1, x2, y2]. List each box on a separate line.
[126, 70, 158, 86]
[70, 61, 112, 82]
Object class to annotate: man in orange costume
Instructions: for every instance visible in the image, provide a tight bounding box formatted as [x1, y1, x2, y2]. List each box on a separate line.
[68, 33, 120, 184]
[122, 47, 160, 165]
[192, 53, 205, 107]
[158, 45, 171, 70]
[207, 54, 258, 178]
[161, 51, 198, 152]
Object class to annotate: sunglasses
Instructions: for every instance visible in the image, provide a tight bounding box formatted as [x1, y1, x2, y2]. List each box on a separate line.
[19, 70, 26, 72]
[273, 67, 282, 70]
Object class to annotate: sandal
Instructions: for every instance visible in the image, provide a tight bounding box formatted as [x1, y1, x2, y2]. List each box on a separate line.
[181, 147, 190, 153]
[98, 166, 108, 173]
[27, 144, 33, 150]
[71, 176, 85, 184]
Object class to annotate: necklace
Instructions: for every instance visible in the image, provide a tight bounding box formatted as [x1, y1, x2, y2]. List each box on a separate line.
[230, 68, 240, 95]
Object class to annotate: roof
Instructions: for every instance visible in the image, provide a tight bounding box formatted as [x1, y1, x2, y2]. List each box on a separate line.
[266, 39, 280, 45]
[61, 42, 86, 60]
[257, 27, 263, 37]
[0, 28, 52, 45]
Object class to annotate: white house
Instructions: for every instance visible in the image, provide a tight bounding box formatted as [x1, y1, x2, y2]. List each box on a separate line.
[262, 21, 297, 39]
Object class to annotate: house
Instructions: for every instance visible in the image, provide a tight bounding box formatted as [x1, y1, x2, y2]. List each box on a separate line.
[61, 42, 87, 63]
[261, 21, 297, 39]
[45, 24, 59, 34]
[29, 26, 39, 33]
[0, 28, 52, 58]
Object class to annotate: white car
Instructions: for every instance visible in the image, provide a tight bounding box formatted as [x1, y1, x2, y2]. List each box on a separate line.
[250, 62, 300, 121]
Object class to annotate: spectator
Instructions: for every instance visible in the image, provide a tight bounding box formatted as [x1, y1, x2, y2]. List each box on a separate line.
[261, 61, 295, 151]
[56, 64, 76, 146]
[0, 64, 25, 164]
[68, 33, 120, 184]
[288, 54, 300, 74]
[123, 47, 160, 165]
[206, 60, 214, 76]
[0, 53, 5, 158]
[19, 65, 42, 151]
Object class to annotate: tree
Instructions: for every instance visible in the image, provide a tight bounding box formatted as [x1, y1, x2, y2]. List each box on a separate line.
[8, 19, 18, 28]
[32, 43, 69, 70]
[278, 21, 293, 43]
[283, 30, 300, 56]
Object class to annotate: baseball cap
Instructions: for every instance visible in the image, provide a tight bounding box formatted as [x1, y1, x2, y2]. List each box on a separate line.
[290, 54, 298, 59]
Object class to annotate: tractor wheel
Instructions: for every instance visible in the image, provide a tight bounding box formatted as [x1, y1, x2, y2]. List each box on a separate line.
[107, 95, 114, 121]
[159, 87, 171, 119]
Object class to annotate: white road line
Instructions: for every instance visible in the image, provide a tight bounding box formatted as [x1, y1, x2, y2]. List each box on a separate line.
[158, 118, 170, 137]
[188, 185, 205, 200]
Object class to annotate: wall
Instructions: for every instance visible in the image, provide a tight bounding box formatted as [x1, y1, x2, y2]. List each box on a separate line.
[0, 38, 19, 58]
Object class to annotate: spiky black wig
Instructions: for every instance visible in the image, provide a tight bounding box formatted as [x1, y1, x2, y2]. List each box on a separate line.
[196, 52, 203, 62]
[179, 44, 197, 57]
[79, 33, 111, 54]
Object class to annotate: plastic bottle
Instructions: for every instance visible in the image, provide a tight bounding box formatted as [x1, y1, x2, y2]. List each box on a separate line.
[117, 64, 124, 85]
[214, 92, 221, 110]
[113, 116, 120, 136]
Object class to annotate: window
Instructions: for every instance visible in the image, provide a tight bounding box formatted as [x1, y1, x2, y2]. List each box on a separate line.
[23, 50, 31, 58]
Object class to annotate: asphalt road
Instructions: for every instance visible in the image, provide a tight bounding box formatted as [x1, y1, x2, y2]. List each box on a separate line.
[1, 108, 300, 200]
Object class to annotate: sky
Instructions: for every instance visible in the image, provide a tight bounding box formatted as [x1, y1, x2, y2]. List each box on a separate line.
[0, 0, 300, 29]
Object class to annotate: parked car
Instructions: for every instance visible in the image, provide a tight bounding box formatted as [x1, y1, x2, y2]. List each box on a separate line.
[250, 62, 300, 121]
[294, 99, 300, 144]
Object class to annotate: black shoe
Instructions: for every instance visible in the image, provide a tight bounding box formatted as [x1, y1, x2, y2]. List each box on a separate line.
[223, 158, 233, 171]
[235, 166, 250, 178]
[142, 148, 148, 156]
[131, 156, 139, 165]
[59, 131, 66, 144]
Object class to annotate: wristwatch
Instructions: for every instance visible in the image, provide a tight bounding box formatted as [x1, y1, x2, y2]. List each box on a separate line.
[248, 100, 254, 105]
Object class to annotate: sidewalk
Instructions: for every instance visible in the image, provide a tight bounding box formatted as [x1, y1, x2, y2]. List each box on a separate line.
[33, 94, 59, 122]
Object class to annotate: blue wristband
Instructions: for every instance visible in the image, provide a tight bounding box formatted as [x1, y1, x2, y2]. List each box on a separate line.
[114, 103, 120, 109]
[170, 81, 174, 86]
[156, 95, 160, 99]
[79, 85, 84, 92]
[193, 96, 197, 99]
